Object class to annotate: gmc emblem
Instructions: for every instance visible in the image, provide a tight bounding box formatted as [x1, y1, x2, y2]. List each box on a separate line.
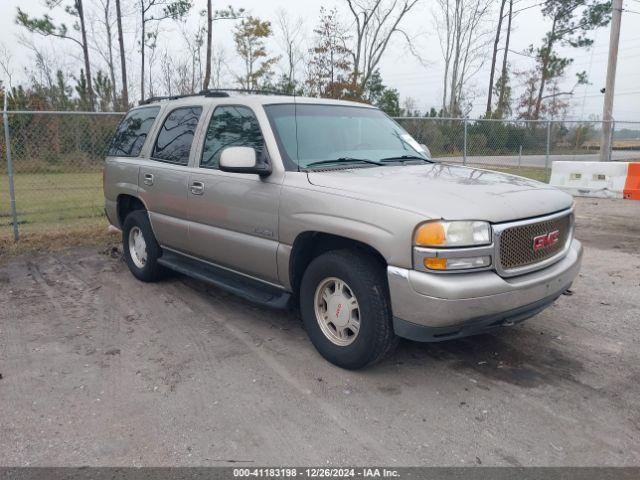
[533, 230, 560, 252]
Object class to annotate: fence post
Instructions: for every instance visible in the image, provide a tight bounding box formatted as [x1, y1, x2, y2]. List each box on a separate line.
[2, 91, 19, 242]
[608, 120, 615, 162]
[545, 120, 551, 182]
[463, 118, 468, 166]
[518, 145, 522, 168]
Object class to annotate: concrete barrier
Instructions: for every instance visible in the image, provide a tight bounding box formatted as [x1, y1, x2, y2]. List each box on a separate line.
[550, 161, 640, 200]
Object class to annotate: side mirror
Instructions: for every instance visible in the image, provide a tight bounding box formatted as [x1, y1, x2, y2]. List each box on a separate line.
[420, 144, 432, 158]
[219, 146, 271, 176]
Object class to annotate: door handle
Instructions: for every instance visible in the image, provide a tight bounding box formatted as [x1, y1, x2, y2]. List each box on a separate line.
[190, 181, 205, 195]
[143, 173, 154, 186]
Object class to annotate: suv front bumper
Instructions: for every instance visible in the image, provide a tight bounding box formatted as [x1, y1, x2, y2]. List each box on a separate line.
[387, 239, 583, 342]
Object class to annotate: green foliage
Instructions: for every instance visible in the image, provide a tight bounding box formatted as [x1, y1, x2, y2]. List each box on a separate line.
[520, 0, 612, 119]
[233, 16, 279, 90]
[162, 0, 192, 20]
[377, 89, 401, 117]
[363, 70, 400, 116]
[94, 71, 114, 112]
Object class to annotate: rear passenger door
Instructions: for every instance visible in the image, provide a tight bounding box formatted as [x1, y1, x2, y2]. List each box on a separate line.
[187, 105, 281, 283]
[138, 106, 204, 252]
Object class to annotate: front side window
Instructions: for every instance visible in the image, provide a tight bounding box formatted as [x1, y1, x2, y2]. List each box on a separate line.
[264, 104, 429, 170]
[108, 107, 160, 157]
[201, 105, 265, 169]
[152, 106, 202, 165]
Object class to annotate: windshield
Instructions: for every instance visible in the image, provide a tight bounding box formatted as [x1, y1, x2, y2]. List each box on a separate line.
[264, 104, 430, 170]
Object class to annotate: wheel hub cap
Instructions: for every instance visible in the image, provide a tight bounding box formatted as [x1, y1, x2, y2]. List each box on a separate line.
[128, 226, 148, 269]
[314, 277, 360, 346]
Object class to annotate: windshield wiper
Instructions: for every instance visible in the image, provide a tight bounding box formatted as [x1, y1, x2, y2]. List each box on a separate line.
[305, 157, 384, 168]
[380, 155, 434, 163]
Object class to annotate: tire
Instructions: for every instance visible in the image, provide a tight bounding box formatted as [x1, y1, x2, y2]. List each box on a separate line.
[300, 249, 399, 369]
[122, 209, 164, 282]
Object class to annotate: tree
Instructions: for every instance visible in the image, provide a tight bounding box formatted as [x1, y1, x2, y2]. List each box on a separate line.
[202, 4, 244, 91]
[16, 0, 96, 110]
[486, 0, 507, 116]
[306, 7, 354, 99]
[345, 0, 419, 91]
[138, 0, 192, 101]
[94, 70, 114, 111]
[529, 0, 611, 120]
[274, 9, 305, 95]
[496, 0, 513, 117]
[233, 16, 279, 90]
[363, 69, 399, 115]
[114, 0, 128, 108]
[378, 89, 401, 116]
[91, 0, 118, 108]
[432, 0, 494, 116]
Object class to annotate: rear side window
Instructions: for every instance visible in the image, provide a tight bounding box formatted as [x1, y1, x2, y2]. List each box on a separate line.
[108, 107, 160, 157]
[152, 106, 203, 165]
[201, 105, 265, 169]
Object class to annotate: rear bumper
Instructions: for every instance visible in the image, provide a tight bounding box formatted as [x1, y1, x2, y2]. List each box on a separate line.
[387, 239, 583, 341]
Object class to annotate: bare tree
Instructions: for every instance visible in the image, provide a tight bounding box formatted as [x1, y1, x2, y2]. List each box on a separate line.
[114, 0, 128, 108]
[17, 0, 96, 110]
[138, 0, 192, 101]
[345, 0, 419, 92]
[496, 0, 513, 116]
[202, 4, 244, 91]
[91, 0, 118, 108]
[275, 9, 305, 92]
[433, 0, 494, 116]
[486, 0, 507, 116]
[0, 44, 14, 91]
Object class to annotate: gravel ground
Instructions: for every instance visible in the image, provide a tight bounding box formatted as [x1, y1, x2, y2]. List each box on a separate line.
[1, 197, 639, 467]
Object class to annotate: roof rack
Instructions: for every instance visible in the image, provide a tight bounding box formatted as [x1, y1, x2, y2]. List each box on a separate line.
[200, 88, 293, 97]
[139, 88, 293, 105]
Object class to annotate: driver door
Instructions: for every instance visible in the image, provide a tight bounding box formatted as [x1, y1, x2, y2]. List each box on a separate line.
[187, 105, 281, 284]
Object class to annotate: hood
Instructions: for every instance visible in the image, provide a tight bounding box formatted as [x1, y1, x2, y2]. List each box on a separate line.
[306, 163, 573, 223]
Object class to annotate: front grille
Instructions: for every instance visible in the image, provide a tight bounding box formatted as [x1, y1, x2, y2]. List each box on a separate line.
[499, 214, 571, 271]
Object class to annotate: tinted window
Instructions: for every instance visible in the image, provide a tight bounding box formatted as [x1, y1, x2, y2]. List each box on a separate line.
[201, 106, 265, 169]
[108, 107, 160, 157]
[152, 106, 202, 165]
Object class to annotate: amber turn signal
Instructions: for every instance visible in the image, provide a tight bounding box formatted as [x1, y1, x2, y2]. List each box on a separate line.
[424, 257, 448, 270]
[415, 222, 446, 246]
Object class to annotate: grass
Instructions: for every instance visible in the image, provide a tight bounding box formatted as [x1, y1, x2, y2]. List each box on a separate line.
[0, 224, 120, 263]
[482, 166, 550, 183]
[0, 171, 106, 240]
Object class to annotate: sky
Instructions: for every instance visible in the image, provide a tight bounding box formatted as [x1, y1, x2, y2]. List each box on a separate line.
[0, 0, 639, 122]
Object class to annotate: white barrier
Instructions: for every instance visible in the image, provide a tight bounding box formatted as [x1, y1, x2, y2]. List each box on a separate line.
[550, 161, 630, 199]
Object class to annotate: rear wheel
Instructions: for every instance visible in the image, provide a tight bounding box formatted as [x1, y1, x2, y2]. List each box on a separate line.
[122, 210, 164, 282]
[300, 250, 398, 369]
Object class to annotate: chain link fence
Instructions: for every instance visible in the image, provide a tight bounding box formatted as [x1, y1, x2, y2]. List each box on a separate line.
[2, 111, 639, 243]
[1, 111, 124, 243]
[396, 117, 640, 183]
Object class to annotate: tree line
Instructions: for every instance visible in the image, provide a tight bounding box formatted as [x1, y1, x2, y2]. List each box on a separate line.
[0, 0, 613, 121]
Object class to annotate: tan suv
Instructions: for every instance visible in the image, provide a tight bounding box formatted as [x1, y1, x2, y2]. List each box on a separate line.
[104, 90, 582, 369]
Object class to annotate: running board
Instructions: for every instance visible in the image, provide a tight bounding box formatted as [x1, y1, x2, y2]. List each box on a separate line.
[158, 250, 293, 310]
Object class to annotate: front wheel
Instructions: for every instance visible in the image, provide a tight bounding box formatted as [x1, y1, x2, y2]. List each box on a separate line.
[300, 250, 398, 369]
[122, 210, 164, 282]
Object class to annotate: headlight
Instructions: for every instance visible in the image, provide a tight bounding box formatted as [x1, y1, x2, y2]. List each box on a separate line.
[415, 221, 491, 247]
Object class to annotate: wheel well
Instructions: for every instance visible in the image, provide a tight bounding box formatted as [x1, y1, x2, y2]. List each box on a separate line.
[117, 194, 146, 227]
[289, 232, 387, 294]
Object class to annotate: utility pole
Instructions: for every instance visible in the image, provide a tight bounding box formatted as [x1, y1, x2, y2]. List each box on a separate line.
[600, 0, 623, 161]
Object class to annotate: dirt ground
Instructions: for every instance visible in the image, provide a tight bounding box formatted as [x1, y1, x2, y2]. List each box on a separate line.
[1, 197, 639, 467]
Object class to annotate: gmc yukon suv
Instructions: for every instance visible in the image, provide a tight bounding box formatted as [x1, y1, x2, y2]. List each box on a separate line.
[104, 90, 582, 369]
